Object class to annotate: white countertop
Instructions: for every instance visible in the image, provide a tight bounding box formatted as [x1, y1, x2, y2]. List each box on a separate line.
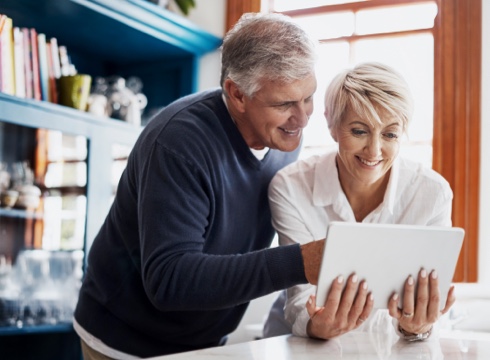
[148, 330, 490, 359]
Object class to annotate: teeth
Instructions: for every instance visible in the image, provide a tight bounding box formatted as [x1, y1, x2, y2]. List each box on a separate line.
[281, 128, 299, 134]
[359, 158, 381, 166]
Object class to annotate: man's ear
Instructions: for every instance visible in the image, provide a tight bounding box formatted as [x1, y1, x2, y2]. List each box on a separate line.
[224, 79, 246, 113]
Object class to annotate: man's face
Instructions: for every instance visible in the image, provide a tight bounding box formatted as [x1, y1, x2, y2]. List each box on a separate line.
[233, 74, 317, 152]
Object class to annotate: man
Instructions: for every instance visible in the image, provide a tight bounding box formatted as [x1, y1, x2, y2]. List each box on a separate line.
[74, 12, 325, 359]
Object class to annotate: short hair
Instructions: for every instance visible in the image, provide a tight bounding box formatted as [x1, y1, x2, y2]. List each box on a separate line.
[324, 62, 414, 132]
[220, 12, 317, 97]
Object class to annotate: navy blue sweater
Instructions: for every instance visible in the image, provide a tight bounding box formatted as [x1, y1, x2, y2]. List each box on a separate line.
[74, 88, 307, 357]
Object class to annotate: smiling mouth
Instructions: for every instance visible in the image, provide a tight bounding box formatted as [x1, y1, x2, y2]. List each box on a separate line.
[279, 127, 302, 136]
[357, 156, 382, 166]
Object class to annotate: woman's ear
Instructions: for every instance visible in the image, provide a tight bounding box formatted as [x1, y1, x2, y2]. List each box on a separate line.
[224, 79, 246, 113]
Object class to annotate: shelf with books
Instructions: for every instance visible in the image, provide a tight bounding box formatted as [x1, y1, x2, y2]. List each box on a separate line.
[0, 0, 222, 120]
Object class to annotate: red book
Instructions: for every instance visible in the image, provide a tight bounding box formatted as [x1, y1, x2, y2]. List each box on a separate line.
[30, 28, 41, 101]
[22, 27, 33, 99]
[45, 42, 58, 103]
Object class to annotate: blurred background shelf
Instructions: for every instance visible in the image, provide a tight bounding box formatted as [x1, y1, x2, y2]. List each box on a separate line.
[0, 1, 222, 358]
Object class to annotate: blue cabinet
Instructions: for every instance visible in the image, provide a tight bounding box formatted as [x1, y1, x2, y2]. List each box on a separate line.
[0, 0, 221, 357]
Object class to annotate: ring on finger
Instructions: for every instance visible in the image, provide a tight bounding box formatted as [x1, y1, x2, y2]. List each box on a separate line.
[402, 311, 414, 318]
[358, 317, 366, 323]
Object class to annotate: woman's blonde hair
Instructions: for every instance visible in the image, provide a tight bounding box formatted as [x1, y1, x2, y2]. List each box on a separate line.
[324, 62, 414, 131]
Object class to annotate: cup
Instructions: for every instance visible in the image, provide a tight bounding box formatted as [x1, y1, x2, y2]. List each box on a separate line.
[0, 190, 19, 208]
[58, 74, 92, 111]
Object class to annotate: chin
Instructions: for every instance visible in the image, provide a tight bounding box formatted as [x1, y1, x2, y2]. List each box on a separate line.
[277, 142, 301, 152]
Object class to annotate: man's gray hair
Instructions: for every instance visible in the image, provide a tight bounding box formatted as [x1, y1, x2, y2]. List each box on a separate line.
[220, 12, 317, 97]
[324, 62, 414, 132]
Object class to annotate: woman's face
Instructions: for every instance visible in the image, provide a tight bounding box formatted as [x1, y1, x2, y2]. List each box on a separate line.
[331, 105, 403, 187]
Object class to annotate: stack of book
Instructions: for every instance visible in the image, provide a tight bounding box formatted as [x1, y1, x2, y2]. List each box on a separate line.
[0, 13, 77, 103]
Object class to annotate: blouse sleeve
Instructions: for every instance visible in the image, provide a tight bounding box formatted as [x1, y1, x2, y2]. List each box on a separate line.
[268, 170, 319, 337]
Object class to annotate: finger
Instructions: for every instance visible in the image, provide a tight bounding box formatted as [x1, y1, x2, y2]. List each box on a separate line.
[356, 291, 374, 328]
[426, 270, 441, 322]
[322, 275, 344, 317]
[440, 285, 456, 315]
[306, 294, 323, 318]
[414, 268, 430, 320]
[401, 274, 416, 319]
[349, 280, 368, 321]
[337, 273, 360, 318]
[388, 292, 401, 319]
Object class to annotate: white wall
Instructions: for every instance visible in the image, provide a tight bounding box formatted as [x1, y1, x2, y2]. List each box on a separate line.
[178, 0, 226, 90]
[183, 0, 490, 343]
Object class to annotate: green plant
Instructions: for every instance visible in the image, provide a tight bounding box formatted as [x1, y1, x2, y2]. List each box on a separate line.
[174, 0, 196, 15]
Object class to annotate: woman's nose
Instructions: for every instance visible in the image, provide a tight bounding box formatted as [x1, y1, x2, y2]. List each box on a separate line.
[365, 136, 382, 157]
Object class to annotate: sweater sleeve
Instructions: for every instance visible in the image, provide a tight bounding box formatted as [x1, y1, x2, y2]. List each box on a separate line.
[137, 143, 306, 311]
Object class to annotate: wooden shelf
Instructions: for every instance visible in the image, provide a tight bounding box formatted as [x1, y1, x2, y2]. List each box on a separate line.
[0, 207, 43, 220]
[0, 323, 74, 336]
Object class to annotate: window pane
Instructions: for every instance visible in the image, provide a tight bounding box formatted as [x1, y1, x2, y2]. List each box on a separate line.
[45, 162, 87, 187]
[42, 195, 86, 250]
[292, 12, 354, 40]
[301, 33, 434, 169]
[47, 131, 87, 162]
[302, 41, 350, 159]
[272, 0, 367, 12]
[356, 2, 438, 35]
[353, 34, 434, 146]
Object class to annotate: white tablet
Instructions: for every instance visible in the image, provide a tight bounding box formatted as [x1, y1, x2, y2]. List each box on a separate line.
[315, 222, 465, 309]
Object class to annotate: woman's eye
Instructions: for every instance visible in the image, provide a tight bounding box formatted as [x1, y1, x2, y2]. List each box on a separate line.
[384, 133, 399, 139]
[352, 129, 367, 136]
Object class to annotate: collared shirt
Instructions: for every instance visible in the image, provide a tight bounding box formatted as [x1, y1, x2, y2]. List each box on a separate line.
[267, 150, 453, 337]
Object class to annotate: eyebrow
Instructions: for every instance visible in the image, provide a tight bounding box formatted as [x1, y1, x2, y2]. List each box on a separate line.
[348, 120, 401, 128]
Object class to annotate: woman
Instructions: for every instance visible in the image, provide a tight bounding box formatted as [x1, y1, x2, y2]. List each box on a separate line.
[264, 62, 455, 341]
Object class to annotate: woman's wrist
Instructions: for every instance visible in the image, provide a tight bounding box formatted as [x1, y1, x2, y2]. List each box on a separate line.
[397, 324, 433, 342]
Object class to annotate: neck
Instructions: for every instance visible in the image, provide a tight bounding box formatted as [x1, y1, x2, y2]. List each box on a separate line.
[224, 96, 261, 149]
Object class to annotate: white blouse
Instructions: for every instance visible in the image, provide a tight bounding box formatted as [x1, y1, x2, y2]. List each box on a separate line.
[268, 150, 453, 338]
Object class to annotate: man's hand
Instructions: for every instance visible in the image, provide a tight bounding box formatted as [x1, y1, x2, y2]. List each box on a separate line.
[300, 239, 325, 285]
[306, 273, 374, 339]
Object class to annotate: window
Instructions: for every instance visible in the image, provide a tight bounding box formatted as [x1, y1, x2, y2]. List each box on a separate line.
[280, 2, 437, 167]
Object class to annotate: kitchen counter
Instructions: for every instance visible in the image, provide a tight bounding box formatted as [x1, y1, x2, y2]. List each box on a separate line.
[148, 330, 490, 359]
